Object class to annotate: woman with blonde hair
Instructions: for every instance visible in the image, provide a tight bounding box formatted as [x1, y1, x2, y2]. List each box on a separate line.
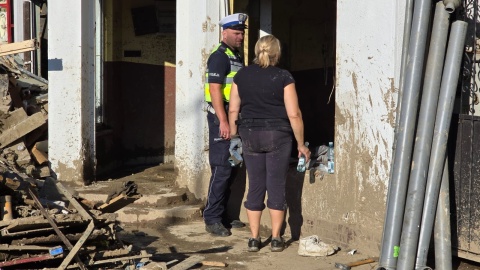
[229, 35, 310, 252]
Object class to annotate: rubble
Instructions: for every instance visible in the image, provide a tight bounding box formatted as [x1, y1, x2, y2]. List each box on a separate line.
[0, 41, 206, 270]
[0, 167, 154, 269]
[0, 51, 160, 269]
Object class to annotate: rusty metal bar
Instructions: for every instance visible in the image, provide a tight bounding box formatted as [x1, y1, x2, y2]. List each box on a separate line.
[0, 253, 62, 267]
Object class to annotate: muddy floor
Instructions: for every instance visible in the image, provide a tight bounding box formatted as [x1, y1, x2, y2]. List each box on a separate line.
[118, 219, 382, 270]
[101, 164, 480, 270]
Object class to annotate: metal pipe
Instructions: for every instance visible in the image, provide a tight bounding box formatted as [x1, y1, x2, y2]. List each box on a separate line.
[395, 0, 414, 134]
[434, 156, 452, 270]
[415, 20, 468, 269]
[378, 0, 433, 268]
[397, 3, 450, 269]
[443, 0, 461, 13]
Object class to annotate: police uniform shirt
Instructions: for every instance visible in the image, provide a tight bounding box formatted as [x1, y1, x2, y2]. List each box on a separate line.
[207, 42, 242, 86]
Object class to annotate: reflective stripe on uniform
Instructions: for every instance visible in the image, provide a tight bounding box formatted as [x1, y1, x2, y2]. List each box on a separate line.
[205, 44, 243, 102]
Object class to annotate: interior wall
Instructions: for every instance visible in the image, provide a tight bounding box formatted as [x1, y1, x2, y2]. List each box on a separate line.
[99, 0, 176, 174]
[234, 0, 394, 254]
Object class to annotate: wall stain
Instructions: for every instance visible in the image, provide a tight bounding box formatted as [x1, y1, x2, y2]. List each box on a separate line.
[203, 16, 217, 33]
[381, 78, 397, 129]
[352, 72, 358, 97]
[336, 102, 346, 125]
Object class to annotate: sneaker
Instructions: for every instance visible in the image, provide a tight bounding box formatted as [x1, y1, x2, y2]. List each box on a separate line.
[248, 237, 261, 252]
[205, 222, 231, 237]
[270, 237, 284, 252]
[297, 235, 337, 257]
[230, 220, 246, 228]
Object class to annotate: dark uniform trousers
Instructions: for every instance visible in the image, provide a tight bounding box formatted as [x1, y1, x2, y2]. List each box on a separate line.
[203, 111, 234, 225]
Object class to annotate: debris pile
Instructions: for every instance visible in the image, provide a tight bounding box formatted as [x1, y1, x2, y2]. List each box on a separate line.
[0, 55, 49, 181]
[0, 54, 152, 269]
[0, 171, 149, 269]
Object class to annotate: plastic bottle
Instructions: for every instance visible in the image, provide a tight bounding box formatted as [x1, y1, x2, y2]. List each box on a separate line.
[327, 142, 334, 174]
[297, 142, 309, 172]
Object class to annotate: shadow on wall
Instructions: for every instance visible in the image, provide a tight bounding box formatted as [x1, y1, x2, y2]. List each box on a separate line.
[292, 68, 335, 149]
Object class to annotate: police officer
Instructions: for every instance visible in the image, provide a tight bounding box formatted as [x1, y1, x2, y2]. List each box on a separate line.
[204, 13, 248, 237]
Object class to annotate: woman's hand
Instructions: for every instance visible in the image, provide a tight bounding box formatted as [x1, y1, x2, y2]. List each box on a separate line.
[298, 144, 311, 162]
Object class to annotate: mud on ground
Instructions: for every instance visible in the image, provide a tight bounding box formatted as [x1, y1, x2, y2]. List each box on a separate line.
[102, 164, 480, 270]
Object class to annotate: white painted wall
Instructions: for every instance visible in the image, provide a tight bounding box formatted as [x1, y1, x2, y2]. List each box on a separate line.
[296, 0, 405, 251]
[175, 0, 223, 196]
[336, 0, 402, 194]
[48, 0, 96, 183]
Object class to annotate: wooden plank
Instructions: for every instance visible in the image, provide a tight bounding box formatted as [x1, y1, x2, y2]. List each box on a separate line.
[31, 143, 48, 165]
[11, 228, 105, 245]
[1, 108, 27, 130]
[0, 244, 60, 251]
[0, 112, 46, 147]
[28, 188, 88, 270]
[0, 39, 39, 56]
[202, 261, 228, 267]
[169, 255, 205, 270]
[97, 194, 141, 213]
[0, 213, 85, 232]
[59, 221, 94, 270]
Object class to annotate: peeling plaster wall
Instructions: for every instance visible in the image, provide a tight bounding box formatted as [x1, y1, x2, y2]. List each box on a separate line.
[293, 0, 404, 252]
[174, 1, 222, 197]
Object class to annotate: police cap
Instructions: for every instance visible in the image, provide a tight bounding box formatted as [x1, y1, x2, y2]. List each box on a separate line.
[219, 13, 248, 30]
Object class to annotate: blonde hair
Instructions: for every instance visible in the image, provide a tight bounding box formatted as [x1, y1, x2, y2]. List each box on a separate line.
[253, 35, 281, 68]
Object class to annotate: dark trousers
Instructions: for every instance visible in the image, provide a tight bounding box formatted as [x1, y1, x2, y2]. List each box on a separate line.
[203, 112, 233, 225]
[239, 129, 292, 211]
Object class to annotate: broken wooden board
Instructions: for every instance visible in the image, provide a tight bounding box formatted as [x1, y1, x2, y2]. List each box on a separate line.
[201, 260, 228, 267]
[0, 244, 62, 251]
[1, 213, 87, 234]
[0, 111, 46, 148]
[97, 194, 141, 213]
[10, 228, 109, 245]
[169, 255, 205, 270]
[0, 108, 27, 129]
[0, 39, 39, 57]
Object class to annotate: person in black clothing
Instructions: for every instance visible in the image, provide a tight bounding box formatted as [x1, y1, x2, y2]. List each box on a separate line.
[229, 35, 311, 252]
[203, 13, 248, 237]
